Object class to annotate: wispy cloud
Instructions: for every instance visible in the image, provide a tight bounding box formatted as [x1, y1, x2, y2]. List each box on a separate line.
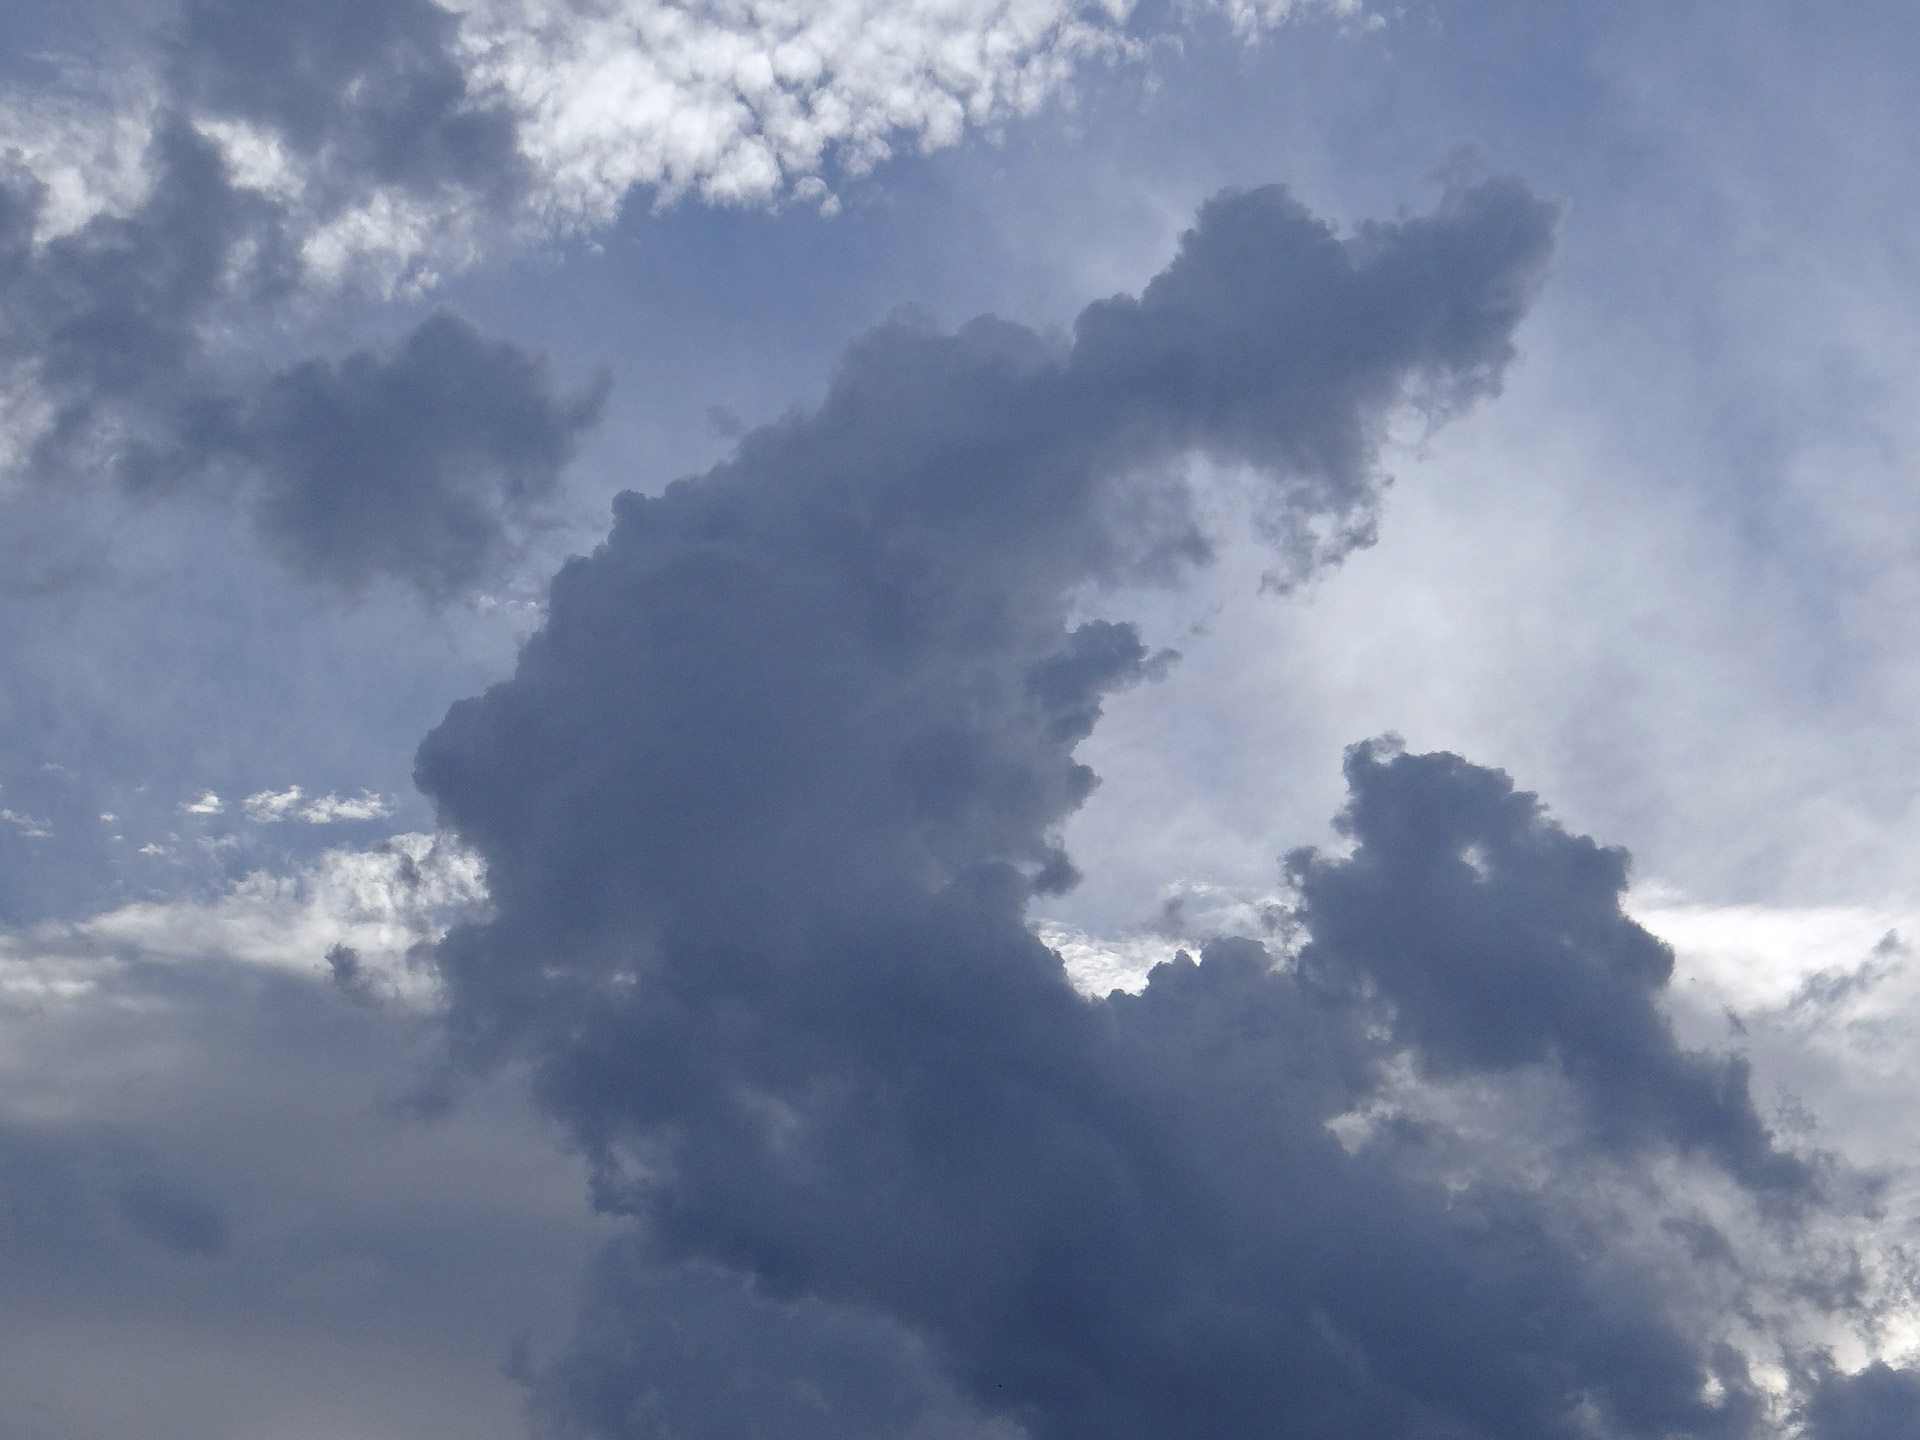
[242, 786, 392, 825]
[1, 832, 486, 1008]
[0, 808, 50, 838]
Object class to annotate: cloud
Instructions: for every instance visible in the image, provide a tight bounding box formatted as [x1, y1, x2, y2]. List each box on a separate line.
[170, 0, 527, 206]
[0, 831, 488, 1007]
[0, 808, 51, 838]
[181, 791, 224, 815]
[242, 785, 398, 824]
[0, 871, 603, 1440]
[295, 792, 395, 824]
[0, 1119, 233, 1265]
[450, 0, 1143, 223]
[0, 0, 1349, 596]
[405, 174, 1911, 1439]
[1800, 1361, 1920, 1440]
[1286, 738, 1814, 1198]
[416, 173, 1556, 1017]
[528, 1249, 1021, 1440]
[241, 786, 305, 822]
[0, 120, 600, 596]
[137, 310, 608, 598]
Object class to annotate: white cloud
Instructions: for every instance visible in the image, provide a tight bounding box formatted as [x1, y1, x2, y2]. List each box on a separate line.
[242, 786, 392, 824]
[1041, 878, 1289, 995]
[243, 786, 306, 822]
[0, 70, 162, 242]
[451, 0, 1140, 225]
[296, 791, 394, 824]
[182, 791, 225, 816]
[1632, 890, 1920, 1013]
[0, 833, 488, 1008]
[0, 808, 50, 838]
[0, 0, 1350, 293]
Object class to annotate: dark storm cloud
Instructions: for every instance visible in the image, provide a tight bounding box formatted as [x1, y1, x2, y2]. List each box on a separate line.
[1288, 739, 1815, 1198]
[407, 176, 1845, 1440]
[418, 175, 1559, 975]
[406, 172, 1869, 1440]
[527, 1250, 1013, 1440]
[1070, 179, 1552, 577]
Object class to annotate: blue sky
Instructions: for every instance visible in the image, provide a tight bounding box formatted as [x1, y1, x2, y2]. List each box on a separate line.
[2, 3, 1919, 1437]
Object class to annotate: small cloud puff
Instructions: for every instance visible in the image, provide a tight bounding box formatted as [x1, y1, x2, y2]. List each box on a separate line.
[181, 791, 224, 815]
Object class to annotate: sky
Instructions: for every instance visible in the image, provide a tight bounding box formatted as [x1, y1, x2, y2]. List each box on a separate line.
[2, 2, 1920, 1437]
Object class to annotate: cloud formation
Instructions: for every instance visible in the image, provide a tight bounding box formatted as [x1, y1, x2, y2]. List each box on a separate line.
[1288, 739, 1815, 1198]
[403, 177, 1894, 1440]
[0, 0, 1353, 597]
[0, 124, 602, 595]
[176, 311, 605, 597]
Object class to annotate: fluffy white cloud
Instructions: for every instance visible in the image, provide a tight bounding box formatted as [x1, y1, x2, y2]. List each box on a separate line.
[452, 0, 1137, 223]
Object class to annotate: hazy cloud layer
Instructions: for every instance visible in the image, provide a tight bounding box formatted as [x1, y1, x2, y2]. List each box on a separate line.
[0, 912, 601, 1440]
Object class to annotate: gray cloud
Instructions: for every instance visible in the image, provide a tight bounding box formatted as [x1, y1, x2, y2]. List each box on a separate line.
[1800, 1361, 1920, 1440]
[528, 1249, 1017, 1440]
[170, 0, 525, 207]
[398, 178, 1865, 1440]
[0, 0, 603, 600]
[1, 123, 285, 466]
[206, 311, 604, 598]
[0, 126, 600, 596]
[1288, 739, 1815, 1199]
[0, 1119, 232, 1269]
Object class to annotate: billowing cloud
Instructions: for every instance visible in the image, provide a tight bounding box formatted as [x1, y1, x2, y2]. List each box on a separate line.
[409, 176, 1907, 1440]
[1288, 739, 1814, 1198]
